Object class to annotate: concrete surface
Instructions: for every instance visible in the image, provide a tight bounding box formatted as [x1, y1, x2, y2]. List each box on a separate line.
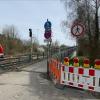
[0, 60, 99, 100]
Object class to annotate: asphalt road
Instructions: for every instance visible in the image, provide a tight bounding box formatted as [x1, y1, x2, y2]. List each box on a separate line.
[0, 60, 99, 100]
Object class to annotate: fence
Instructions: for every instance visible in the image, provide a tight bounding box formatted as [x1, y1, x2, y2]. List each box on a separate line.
[51, 46, 77, 62]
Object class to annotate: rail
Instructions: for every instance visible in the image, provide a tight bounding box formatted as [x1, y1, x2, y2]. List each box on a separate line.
[0, 53, 46, 70]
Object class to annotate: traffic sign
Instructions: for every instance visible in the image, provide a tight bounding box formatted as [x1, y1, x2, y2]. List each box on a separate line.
[44, 31, 51, 39]
[44, 19, 52, 30]
[44, 19, 52, 39]
[71, 23, 84, 37]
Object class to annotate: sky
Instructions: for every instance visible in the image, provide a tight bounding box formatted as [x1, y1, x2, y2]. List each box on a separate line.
[0, 0, 76, 46]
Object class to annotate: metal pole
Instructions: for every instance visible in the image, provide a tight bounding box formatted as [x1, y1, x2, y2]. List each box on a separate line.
[47, 42, 49, 78]
[31, 36, 33, 61]
[47, 41, 51, 79]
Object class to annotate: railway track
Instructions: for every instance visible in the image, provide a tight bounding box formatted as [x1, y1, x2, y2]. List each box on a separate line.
[0, 53, 46, 70]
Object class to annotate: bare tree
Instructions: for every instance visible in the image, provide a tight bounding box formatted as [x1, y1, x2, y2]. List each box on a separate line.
[62, 0, 100, 62]
[2, 25, 18, 39]
[1, 25, 20, 55]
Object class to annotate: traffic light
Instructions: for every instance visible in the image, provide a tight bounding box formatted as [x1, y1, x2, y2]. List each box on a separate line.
[29, 28, 32, 37]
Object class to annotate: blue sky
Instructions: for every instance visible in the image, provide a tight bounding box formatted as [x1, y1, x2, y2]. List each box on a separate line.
[0, 0, 76, 46]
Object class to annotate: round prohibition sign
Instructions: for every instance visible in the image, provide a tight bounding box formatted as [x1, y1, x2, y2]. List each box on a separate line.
[71, 23, 84, 37]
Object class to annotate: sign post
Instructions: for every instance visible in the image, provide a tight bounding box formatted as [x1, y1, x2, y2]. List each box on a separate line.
[44, 19, 52, 78]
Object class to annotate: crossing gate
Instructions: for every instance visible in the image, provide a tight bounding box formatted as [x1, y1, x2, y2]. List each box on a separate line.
[49, 58, 100, 92]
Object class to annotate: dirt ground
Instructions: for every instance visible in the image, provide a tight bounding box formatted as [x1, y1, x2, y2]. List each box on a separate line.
[0, 60, 99, 100]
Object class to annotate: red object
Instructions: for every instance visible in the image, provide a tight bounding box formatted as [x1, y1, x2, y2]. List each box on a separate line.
[44, 31, 51, 39]
[78, 68, 84, 74]
[78, 84, 83, 88]
[73, 57, 79, 63]
[0, 45, 4, 53]
[95, 59, 100, 65]
[84, 58, 90, 64]
[62, 66, 65, 71]
[88, 86, 94, 90]
[71, 23, 84, 37]
[64, 57, 69, 62]
[62, 81, 64, 83]
[89, 69, 95, 76]
[69, 67, 74, 73]
[69, 82, 73, 85]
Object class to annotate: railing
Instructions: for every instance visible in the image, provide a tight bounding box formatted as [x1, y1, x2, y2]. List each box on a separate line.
[52, 46, 77, 61]
[0, 53, 46, 70]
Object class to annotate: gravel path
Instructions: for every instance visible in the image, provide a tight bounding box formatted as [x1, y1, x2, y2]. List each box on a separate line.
[0, 60, 99, 100]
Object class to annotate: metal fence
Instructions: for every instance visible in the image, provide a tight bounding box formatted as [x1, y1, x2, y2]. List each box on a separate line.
[51, 46, 77, 62]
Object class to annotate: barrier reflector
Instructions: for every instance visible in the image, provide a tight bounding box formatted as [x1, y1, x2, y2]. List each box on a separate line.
[78, 68, 84, 75]
[69, 82, 73, 86]
[62, 66, 65, 71]
[78, 84, 83, 88]
[83, 58, 90, 68]
[62, 81, 65, 83]
[89, 69, 95, 76]
[88, 86, 94, 90]
[69, 67, 74, 73]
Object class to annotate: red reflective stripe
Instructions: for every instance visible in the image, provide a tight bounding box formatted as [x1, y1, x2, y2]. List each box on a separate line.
[78, 84, 83, 88]
[69, 82, 73, 85]
[0, 46, 4, 53]
[62, 81, 64, 83]
[69, 67, 74, 73]
[62, 66, 65, 71]
[89, 69, 95, 76]
[88, 86, 94, 90]
[78, 68, 84, 75]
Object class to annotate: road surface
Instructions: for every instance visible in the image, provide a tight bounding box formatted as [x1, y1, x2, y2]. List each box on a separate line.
[0, 60, 99, 100]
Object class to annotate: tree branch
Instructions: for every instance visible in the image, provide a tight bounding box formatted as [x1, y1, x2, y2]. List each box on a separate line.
[92, 0, 96, 4]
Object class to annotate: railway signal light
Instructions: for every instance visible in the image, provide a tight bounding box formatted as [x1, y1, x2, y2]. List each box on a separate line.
[29, 28, 32, 37]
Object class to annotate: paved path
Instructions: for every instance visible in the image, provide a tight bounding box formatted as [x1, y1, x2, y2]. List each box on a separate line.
[0, 60, 99, 100]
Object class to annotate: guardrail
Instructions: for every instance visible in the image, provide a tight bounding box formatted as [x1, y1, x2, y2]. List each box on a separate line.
[0, 53, 46, 70]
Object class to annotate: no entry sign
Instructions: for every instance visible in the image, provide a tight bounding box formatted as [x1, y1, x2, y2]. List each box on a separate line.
[71, 23, 84, 37]
[44, 31, 51, 39]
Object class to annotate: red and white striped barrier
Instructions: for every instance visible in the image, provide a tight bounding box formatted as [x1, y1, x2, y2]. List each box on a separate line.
[60, 65, 100, 92]
[49, 57, 100, 92]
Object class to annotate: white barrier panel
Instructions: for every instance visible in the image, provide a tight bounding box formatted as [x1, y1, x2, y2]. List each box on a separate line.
[60, 65, 100, 92]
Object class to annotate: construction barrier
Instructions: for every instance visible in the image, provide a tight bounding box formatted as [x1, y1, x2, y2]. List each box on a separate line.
[49, 59, 61, 82]
[49, 57, 100, 92]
